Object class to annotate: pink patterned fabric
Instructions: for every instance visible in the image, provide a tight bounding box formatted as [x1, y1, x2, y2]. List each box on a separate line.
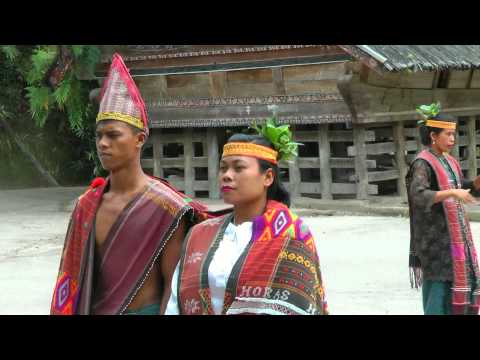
[97, 53, 149, 135]
[416, 150, 480, 314]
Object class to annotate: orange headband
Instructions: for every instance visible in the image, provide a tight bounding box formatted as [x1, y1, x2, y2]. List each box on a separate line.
[425, 119, 456, 130]
[222, 142, 278, 165]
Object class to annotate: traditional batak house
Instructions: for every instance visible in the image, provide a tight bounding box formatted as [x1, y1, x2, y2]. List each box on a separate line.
[95, 45, 480, 200]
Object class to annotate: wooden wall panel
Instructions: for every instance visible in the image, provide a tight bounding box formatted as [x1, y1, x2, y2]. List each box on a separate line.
[448, 70, 471, 89]
[166, 73, 211, 98]
[283, 63, 345, 81]
[284, 80, 339, 94]
[283, 63, 345, 95]
[209, 72, 227, 97]
[227, 83, 276, 97]
[226, 68, 275, 97]
[367, 71, 435, 89]
[135, 75, 168, 100]
[227, 68, 273, 83]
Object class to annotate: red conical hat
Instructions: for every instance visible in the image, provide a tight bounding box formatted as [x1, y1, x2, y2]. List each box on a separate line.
[96, 53, 149, 136]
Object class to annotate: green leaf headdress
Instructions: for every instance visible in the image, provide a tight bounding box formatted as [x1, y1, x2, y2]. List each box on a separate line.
[251, 117, 303, 161]
[416, 102, 441, 126]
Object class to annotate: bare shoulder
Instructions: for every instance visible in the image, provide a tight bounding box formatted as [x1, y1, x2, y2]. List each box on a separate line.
[147, 179, 193, 214]
[150, 179, 187, 202]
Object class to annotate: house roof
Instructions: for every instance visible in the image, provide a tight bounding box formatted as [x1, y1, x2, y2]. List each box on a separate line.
[101, 45, 330, 63]
[341, 45, 480, 72]
[102, 45, 480, 72]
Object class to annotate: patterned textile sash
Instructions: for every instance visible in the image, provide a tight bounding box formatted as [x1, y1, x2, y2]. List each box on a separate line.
[178, 200, 328, 315]
[414, 150, 480, 314]
[51, 176, 208, 315]
[50, 181, 104, 315]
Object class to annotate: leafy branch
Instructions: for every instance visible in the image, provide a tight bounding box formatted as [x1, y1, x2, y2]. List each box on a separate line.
[251, 117, 303, 161]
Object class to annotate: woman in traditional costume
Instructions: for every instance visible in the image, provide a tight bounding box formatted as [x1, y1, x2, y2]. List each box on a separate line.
[165, 118, 328, 315]
[407, 102, 480, 315]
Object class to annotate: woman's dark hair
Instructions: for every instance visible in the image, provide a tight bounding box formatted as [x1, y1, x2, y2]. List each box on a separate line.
[419, 113, 457, 146]
[227, 133, 291, 207]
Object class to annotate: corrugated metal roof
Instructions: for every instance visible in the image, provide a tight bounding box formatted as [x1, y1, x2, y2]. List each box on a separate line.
[354, 45, 480, 72]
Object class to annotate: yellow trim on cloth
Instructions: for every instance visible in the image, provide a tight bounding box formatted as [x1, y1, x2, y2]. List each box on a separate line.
[96, 112, 144, 130]
[222, 142, 278, 165]
[426, 119, 457, 130]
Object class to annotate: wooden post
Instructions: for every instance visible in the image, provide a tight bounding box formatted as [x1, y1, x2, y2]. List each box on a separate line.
[451, 117, 460, 159]
[207, 128, 220, 199]
[467, 116, 477, 178]
[288, 157, 301, 199]
[415, 129, 423, 155]
[466, 69, 475, 89]
[184, 128, 195, 197]
[209, 72, 227, 98]
[152, 129, 164, 179]
[288, 126, 301, 198]
[393, 121, 408, 199]
[207, 72, 225, 198]
[318, 124, 332, 200]
[158, 75, 168, 98]
[153, 76, 168, 179]
[272, 68, 286, 95]
[353, 123, 369, 200]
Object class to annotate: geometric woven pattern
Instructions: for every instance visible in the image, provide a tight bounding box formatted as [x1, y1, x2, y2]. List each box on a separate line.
[177, 200, 328, 315]
[97, 53, 149, 135]
[273, 211, 290, 237]
[53, 272, 78, 315]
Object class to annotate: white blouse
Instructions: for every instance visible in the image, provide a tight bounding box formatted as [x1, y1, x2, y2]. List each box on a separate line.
[165, 221, 253, 315]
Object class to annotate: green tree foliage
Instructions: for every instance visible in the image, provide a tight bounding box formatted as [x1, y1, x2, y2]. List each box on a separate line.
[0, 45, 105, 188]
[0, 45, 19, 61]
[23, 45, 101, 130]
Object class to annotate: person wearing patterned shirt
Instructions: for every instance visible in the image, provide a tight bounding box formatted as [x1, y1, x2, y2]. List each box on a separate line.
[165, 119, 328, 315]
[407, 103, 480, 315]
[50, 54, 208, 315]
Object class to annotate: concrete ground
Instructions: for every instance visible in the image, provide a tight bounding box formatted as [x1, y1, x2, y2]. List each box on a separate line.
[1, 187, 479, 315]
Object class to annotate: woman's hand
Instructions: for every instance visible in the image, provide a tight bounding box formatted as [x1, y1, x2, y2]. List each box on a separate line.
[451, 189, 477, 205]
[434, 189, 477, 205]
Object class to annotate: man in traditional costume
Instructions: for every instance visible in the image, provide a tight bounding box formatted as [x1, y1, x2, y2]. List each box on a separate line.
[407, 102, 480, 315]
[50, 54, 208, 315]
[165, 118, 328, 315]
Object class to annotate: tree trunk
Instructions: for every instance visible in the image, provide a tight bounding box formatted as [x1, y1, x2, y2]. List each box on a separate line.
[0, 117, 59, 187]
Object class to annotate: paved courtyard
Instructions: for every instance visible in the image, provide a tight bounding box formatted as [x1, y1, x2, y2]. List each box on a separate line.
[1, 187, 478, 315]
